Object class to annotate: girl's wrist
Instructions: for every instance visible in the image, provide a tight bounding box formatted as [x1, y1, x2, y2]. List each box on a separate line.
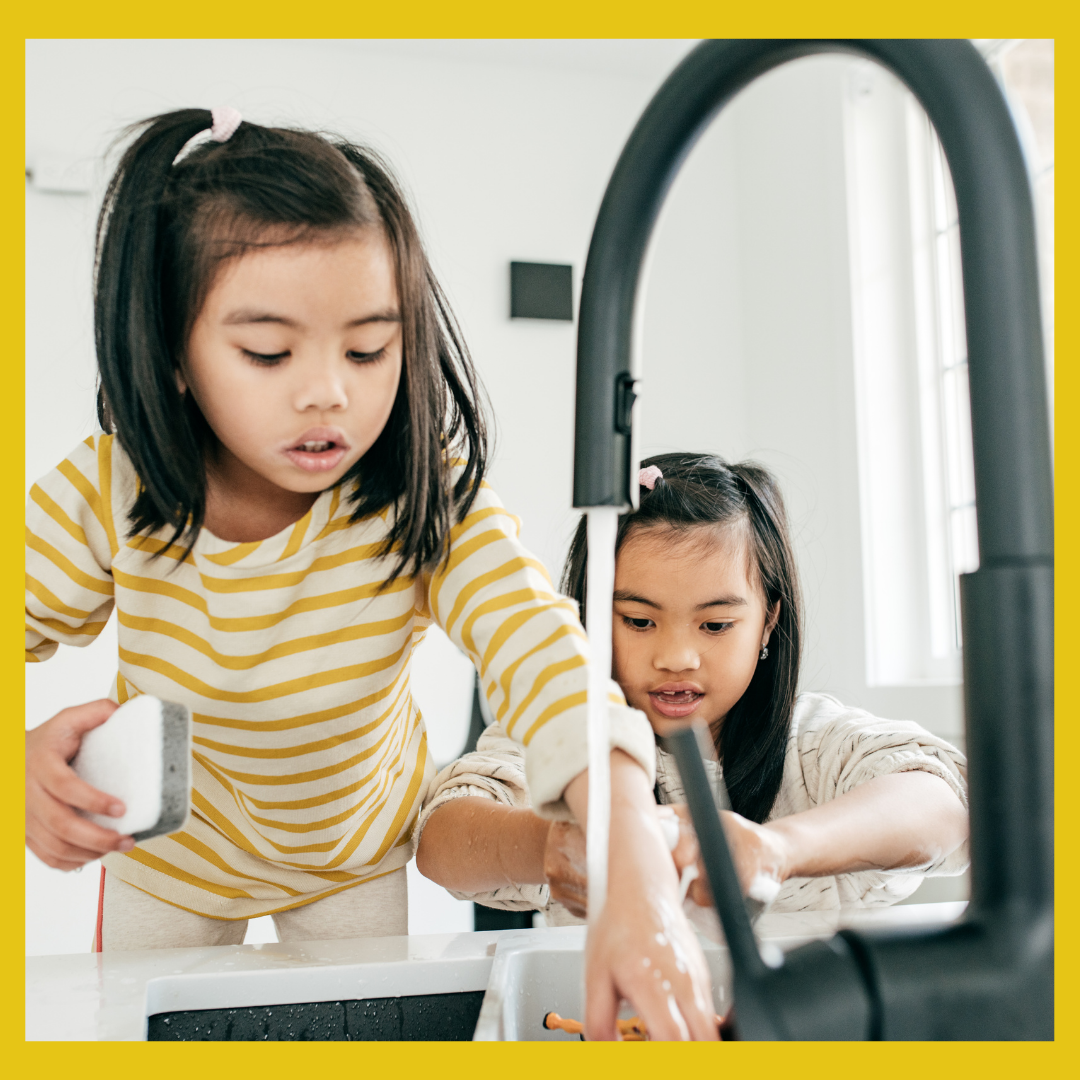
[762, 816, 810, 881]
[564, 749, 680, 896]
[609, 762, 680, 892]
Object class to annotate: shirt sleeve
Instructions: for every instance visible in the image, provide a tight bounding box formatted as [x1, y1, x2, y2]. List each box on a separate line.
[786, 694, 969, 879]
[424, 480, 655, 818]
[26, 436, 120, 663]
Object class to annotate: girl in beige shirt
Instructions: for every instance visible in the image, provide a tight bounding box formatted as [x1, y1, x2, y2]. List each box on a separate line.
[417, 453, 969, 922]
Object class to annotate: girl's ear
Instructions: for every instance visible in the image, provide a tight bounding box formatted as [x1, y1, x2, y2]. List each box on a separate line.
[763, 599, 781, 643]
[175, 368, 188, 395]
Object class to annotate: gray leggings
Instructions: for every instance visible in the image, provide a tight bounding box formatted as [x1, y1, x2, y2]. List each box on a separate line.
[97, 866, 408, 951]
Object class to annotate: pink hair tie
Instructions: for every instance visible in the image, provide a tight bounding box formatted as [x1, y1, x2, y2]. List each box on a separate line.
[209, 106, 243, 143]
[638, 465, 663, 491]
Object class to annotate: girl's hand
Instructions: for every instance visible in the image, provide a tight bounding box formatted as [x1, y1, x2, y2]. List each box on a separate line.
[542, 821, 588, 918]
[656, 803, 702, 882]
[675, 772, 969, 909]
[544, 806, 698, 919]
[564, 752, 718, 1041]
[669, 803, 790, 907]
[26, 700, 135, 870]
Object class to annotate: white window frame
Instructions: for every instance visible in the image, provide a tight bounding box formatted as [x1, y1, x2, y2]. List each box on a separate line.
[845, 43, 1052, 688]
[845, 61, 972, 686]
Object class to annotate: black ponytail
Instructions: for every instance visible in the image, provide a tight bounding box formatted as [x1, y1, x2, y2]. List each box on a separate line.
[560, 452, 802, 823]
[93, 109, 489, 576]
[95, 110, 216, 547]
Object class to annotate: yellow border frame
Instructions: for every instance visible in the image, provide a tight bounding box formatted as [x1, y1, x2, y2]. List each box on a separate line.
[12, 3, 1071, 1074]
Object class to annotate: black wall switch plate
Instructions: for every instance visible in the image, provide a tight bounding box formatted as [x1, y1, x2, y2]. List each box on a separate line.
[510, 261, 573, 321]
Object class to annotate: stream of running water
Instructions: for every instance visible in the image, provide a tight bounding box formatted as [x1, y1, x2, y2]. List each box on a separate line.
[585, 507, 619, 924]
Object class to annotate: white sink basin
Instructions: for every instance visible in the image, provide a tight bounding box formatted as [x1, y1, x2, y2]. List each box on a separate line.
[474, 926, 731, 1041]
[474, 903, 969, 1041]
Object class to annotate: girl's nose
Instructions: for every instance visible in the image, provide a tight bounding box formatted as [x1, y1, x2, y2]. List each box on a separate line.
[653, 632, 701, 674]
[294, 357, 348, 412]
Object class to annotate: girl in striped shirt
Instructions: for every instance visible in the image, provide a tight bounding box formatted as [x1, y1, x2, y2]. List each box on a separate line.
[25, 108, 715, 1040]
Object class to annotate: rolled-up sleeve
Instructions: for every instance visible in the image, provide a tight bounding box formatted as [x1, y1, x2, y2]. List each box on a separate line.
[791, 697, 969, 880]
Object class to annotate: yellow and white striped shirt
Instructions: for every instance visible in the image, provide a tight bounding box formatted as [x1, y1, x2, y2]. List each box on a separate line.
[26, 435, 653, 919]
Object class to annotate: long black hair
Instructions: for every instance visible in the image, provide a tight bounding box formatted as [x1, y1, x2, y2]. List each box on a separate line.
[94, 108, 488, 580]
[560, 452, 802, 824]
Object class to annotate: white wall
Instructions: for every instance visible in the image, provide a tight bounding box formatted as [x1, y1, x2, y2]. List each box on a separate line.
[26, 41, 967, 955]
[25, 37, 700, 568]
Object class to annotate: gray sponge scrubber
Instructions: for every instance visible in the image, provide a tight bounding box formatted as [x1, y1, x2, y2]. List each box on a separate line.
[72, 696, 192, 842]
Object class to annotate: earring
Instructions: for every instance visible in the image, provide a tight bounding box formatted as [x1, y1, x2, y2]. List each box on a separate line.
[759, 645, 769, 661]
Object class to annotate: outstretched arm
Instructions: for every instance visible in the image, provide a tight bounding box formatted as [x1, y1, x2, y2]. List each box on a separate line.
[416, 799, 549, 893]
[684, 771, 968, 906]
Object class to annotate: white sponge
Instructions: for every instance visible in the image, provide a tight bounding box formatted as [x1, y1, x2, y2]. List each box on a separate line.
[72, 696, 191, 841]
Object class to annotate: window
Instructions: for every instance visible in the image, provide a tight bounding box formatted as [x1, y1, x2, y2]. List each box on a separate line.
[907, 99, 978, 657]
[845, 42, 1053, 686]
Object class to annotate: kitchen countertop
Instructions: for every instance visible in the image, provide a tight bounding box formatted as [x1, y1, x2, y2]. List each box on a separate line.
[26, 901, 967, 1041]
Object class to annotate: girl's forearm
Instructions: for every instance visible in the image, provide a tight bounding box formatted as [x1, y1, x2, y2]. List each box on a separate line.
[416, 749, 649, 893]
[415, 797, 550, 892]
[562, 747, 649, 831]
[767, 771, 968, 880]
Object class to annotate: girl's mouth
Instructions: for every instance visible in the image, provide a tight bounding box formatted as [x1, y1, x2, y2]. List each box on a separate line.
[648, 689, 705, 719]
[284, 431, 350, 473]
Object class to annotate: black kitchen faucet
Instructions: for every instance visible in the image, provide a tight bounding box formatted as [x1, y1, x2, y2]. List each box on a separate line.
[572, 39, 1053, 1040]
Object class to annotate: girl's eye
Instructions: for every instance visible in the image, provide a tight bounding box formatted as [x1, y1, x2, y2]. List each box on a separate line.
[621, 616, 654, 631]
[702, 621, 734, 634]
[243, 349, 289, 366]
[347, 347, 386, 364]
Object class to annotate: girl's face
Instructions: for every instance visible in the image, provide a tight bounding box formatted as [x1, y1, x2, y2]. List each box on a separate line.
[611, 524, 780, 736]
[183, 228, 403, 499]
